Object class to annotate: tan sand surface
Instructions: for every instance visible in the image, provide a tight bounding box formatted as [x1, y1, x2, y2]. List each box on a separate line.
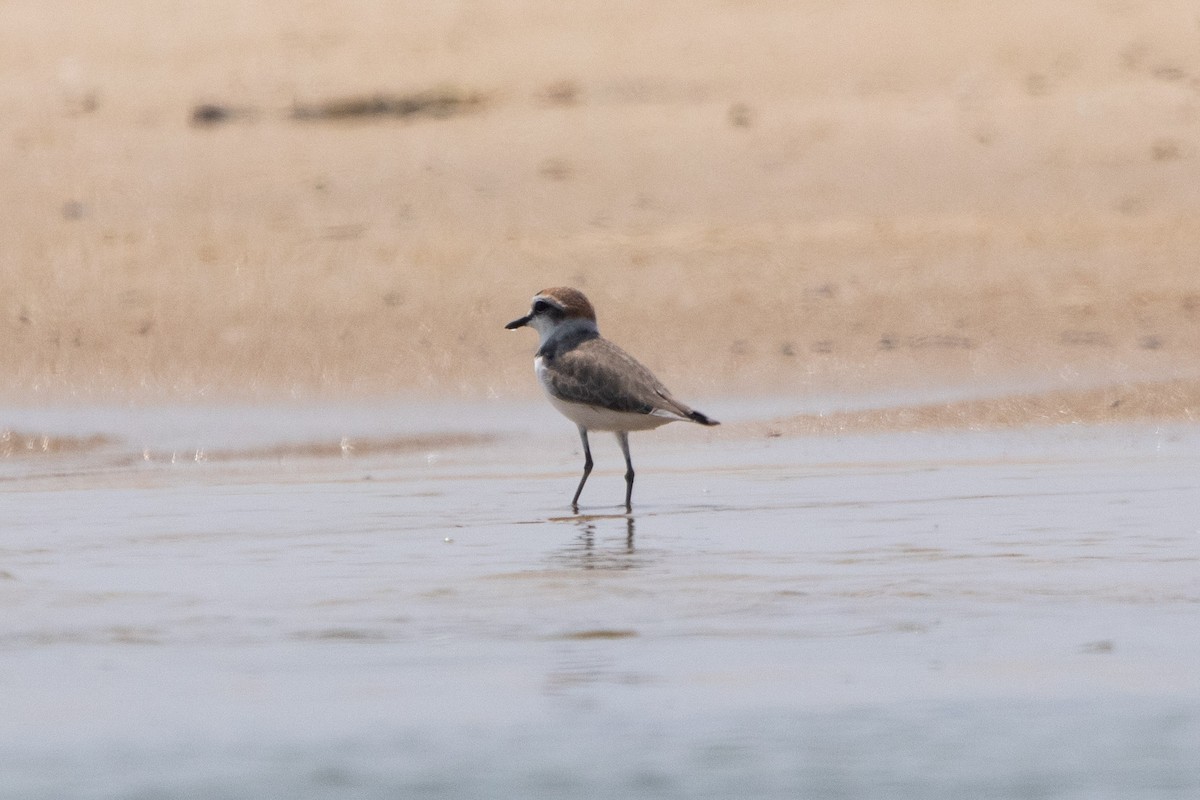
[763, 375, 1200, 435]
[3, 1, 1199, 421]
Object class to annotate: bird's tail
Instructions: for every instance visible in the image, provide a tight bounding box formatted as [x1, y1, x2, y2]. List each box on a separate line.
[688, 410, 719, 426]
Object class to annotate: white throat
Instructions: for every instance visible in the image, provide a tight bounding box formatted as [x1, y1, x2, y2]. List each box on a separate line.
[531, 315, 598, 348]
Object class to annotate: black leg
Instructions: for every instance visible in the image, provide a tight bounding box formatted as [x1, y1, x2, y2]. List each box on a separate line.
[616, 431, 634, 511]
[571, 426, 593, 511]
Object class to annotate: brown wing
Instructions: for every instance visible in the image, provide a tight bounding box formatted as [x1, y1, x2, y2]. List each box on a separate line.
[543, 338, 695, 419]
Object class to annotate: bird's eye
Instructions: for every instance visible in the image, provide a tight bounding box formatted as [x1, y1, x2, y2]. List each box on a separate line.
[532, 299, 550, 314]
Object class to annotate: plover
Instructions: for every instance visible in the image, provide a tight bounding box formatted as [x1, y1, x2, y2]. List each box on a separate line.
[506, 287, 718, 511]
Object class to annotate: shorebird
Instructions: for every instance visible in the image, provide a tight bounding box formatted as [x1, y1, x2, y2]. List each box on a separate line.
[506, 287, 718, 511]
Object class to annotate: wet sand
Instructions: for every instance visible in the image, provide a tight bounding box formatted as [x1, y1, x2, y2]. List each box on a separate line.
[3, 403, 1200, 797]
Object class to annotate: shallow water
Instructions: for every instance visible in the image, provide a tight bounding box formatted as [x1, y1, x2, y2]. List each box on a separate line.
[2, 404, 1199, 799]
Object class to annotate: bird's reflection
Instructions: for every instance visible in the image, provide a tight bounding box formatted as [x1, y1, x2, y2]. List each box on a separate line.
[551, 513, 639, 571]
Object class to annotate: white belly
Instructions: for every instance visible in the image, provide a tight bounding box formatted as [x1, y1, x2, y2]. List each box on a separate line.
[535, 356, 674, 432]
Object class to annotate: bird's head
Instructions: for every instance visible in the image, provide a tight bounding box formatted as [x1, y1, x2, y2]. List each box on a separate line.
[505, 287, 598, 343]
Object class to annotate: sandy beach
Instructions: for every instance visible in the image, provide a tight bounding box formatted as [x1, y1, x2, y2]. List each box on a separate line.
[3, 2, 1200, 797]
[2, 0, 1199, 409]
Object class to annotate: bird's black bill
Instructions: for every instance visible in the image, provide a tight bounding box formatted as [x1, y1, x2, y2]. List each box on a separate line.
[505, 315, 531, 329]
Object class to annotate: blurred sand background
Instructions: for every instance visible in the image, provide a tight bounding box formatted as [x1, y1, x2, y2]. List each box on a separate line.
[3, 1, 1200, 422]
